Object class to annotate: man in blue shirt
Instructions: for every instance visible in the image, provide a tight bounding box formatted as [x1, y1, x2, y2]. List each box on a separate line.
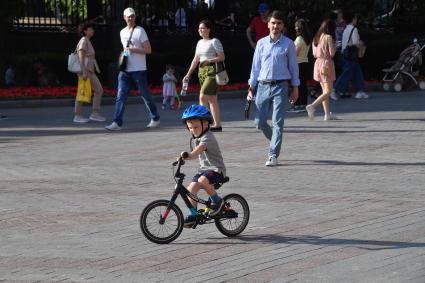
[247, 10, 299, 166]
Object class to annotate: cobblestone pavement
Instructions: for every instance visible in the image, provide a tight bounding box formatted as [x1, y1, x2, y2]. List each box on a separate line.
[1, 91, 424, 282]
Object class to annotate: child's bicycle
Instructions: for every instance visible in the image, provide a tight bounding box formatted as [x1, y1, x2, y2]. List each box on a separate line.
[140, 155, 250, 244]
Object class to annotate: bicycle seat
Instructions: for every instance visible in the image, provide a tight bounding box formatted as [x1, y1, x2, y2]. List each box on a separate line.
[214, 176, 229, 190]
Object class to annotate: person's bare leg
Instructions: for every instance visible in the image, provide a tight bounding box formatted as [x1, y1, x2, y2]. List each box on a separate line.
[198, 176, 217, 197]
[199, 93, 208, 107]
[208, 95, 221, 128]
[312, 82, 332, 116]
[187, 182, 202, 208]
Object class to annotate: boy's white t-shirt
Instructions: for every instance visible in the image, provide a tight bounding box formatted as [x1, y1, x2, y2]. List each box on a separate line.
[120, 26, 149, 72]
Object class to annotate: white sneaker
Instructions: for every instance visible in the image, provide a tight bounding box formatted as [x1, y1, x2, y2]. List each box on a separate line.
[330, 91, 339, 101]
[324, 112, 338, 121]
[147, 119, 160, 128]
[89, 113, 106, 122]
[105, 122, 121, 131]
[306, 104, 315, 120]
[73, 116, 89, 123]
[355, 91, 369, 99]
[265, 155, 278, 166]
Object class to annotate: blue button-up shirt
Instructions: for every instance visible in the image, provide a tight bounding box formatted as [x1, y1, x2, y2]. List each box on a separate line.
[248, 34, 300, 88]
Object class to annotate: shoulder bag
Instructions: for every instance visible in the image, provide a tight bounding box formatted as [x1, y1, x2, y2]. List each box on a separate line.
[68, 42, 88, 73]
[343, 27, 359, 61]
[118, 27, 135, 71]
[215, 61, 229, 85]
[68, 50, 80, 73]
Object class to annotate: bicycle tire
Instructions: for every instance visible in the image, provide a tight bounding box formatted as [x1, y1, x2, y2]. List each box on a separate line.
[140, 200, 184, 244]
[215, 194, 249, 237]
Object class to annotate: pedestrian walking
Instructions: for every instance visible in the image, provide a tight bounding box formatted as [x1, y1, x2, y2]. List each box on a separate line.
[73, 22, 105, 123]
[245, 3, 271, 121]
[105, 7, 160, 131]
[289, 18, 311, 112]
[332, 12, 368, 100]
[182, 20, 225, 132]
[306, 19, 337, 121]
[247, 10, 299, 166]
[162, 64, 177, 110]
[246, 2, 270, 50]
[330, 9, 347, 100]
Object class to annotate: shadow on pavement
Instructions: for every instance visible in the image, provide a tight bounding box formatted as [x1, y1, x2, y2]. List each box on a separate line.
[199, 234, 425, 251]
[234, 234, 425, 250]
[288, 159, 425, 166]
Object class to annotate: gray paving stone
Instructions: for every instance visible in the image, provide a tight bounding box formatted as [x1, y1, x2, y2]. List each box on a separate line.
[0, 90, 424, 282]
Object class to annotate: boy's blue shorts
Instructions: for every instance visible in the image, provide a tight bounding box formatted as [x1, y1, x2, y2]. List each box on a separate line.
[192, 170, 223, 184]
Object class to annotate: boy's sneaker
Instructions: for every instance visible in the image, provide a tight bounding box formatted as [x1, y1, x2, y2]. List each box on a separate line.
[209, 199, 224, 217]
[306, 104, 315, 120]
[147, 119, 160, 128]
[89, 113, 106, 122]
[265, 155, 278, 166]
[105, 122, 121, 131]
[183, 215, 197, 228]
[73, 116, 89, 123]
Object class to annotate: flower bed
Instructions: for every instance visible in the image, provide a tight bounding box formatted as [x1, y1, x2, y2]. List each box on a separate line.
[0, 83, 249, 100]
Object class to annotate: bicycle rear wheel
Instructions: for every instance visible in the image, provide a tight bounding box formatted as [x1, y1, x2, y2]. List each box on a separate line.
[140, 200, 184, 244]
[215, 193, 249, 237]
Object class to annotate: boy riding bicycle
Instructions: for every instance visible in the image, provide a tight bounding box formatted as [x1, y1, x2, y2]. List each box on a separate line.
[180, 104, 226, 227]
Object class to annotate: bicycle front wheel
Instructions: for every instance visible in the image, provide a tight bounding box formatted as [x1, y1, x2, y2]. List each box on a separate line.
[215, 193, 250, 237]
[140, 200, 184, 244]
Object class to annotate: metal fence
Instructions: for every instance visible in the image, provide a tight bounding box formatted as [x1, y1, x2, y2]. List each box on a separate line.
[12, 0, 238, 33]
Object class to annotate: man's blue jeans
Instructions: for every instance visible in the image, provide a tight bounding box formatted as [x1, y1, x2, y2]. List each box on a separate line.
[113, 70, 159, 126]
[255, 81, 288, 158]
[334, 57, 365, 93]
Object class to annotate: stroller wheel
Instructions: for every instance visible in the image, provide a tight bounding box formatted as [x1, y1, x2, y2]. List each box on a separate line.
[418, 81, 425, 90]
[382, 82, 391, 92]
[393, 83, 403, 92]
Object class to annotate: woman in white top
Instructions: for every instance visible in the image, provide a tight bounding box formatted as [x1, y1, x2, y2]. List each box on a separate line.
[292, 19, 312, 112]
[183, 20, 225, 131]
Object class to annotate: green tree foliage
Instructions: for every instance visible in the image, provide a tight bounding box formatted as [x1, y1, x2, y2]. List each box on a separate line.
[44, 0, 88, 21]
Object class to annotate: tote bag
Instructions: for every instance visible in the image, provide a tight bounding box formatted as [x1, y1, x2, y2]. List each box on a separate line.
[215, 61, 229, 85]
[76, 76, 92, 103]
[68, 52, 81, 73]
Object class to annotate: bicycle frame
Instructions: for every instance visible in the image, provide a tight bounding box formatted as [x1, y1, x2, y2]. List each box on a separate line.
[160, 157, 212, 223]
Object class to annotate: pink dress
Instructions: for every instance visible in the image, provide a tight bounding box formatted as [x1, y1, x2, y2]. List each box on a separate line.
[313, 34, 336, 83]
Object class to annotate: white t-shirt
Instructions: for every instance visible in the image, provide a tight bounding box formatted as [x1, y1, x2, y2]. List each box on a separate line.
[341, 24, 360, 51]
[120, 26, 149, 72]
[294, 36, 310, 64]
[195, 38, 224, 63]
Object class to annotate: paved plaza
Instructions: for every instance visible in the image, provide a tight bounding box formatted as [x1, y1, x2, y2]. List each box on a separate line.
[1, 90, 425, 282]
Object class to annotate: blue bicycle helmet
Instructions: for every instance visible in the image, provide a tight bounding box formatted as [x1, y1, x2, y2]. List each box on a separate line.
[181, 104, 213, 124]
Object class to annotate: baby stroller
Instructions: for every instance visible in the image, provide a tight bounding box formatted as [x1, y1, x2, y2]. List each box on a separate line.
[382, 38, 425, 92]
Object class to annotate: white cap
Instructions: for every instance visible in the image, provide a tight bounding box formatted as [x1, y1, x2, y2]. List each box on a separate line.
[123, 7, 136, 17]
